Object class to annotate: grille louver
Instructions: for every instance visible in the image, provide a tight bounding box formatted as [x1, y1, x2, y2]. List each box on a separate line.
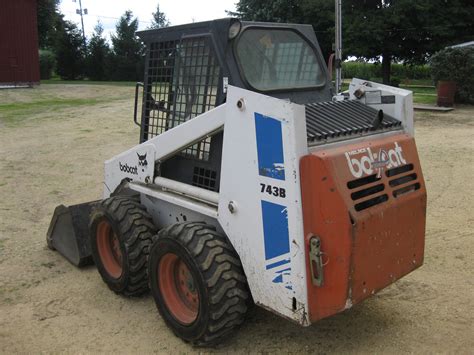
[305, 100, 402, 143]
[346, 163, 422, 212]
[386, 164, 421, 198]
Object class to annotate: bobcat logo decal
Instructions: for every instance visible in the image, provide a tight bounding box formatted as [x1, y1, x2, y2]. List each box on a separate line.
[137, 152, 148, 172]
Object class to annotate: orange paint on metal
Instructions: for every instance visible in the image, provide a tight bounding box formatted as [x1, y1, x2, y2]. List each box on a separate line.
[300, 133, 426, 323]
[96, 220, 123, 279]
[158, 253, 199, 325]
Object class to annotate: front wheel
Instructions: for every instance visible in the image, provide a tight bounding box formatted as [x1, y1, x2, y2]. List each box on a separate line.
[89, 196, 156, 296]
[148, 222, 250, 346]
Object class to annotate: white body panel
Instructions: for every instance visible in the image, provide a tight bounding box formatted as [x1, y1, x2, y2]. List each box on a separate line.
[349, 78, 414, 135]
[218, 87, 309, 323]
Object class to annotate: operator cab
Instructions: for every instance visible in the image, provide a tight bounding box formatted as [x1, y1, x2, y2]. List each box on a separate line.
[136, 18, 402, 193]
[136, 18, 332, 142]
[136, 18, 332, 192]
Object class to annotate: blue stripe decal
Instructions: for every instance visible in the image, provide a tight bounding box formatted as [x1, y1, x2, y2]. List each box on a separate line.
[266, 258, 291, 270]
[261, 200, 290, 260]
[254, 113, 285, 180]
[272, 268, 291, 284]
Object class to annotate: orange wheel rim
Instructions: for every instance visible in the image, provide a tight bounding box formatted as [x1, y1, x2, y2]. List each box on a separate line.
[96, 220, 123, 279]
[158, 253, 199, 325]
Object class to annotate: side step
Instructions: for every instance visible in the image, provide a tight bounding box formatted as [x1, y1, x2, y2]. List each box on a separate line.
[46, 201, 98, 267]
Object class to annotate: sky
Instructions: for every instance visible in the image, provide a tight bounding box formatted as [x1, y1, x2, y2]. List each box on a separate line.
[59, 0, 237, 40]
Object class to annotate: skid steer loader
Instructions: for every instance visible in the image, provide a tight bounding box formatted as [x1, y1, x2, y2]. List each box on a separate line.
[47, 18, 426, 345]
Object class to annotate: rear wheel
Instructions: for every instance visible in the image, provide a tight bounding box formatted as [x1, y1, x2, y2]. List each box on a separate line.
[90, 196, 156, 296]
[149, 222, 250, 346]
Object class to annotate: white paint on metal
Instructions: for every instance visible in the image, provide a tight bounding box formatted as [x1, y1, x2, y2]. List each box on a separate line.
[141, 194, 222, 233]
[129, 182, 218, 219]
[154, 177, 219, 205]
[103, 144, 156, 198]
[105, 86, 312, 323]
[103, 104, 226, 198]
[349, 78, 414, 135]
[217, 86, 309, 324]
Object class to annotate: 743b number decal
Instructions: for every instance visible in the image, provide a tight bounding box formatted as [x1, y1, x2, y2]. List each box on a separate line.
[260, 183, 286, 198]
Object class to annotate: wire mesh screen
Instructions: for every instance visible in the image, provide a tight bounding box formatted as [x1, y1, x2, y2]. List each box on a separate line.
[192, 166, 217, 191]
[144, 40, 176, 137]
[143, 36, 221, 161]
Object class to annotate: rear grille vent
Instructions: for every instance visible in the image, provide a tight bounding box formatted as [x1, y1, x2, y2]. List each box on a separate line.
[347, 174, 380, 189]
[386, 163, 420, 198]
[347, 174, 388, 211]
[393, 182, 421, 197]
[346, 163, 422, 212]
[351, 184, 385, 200]
[389, 173, 417, 187]
[386, 163, 414, 177]
[354, 195, 389, 211]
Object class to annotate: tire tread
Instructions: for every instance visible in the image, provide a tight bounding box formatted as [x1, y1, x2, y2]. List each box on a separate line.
[152, 222, 249, 346]
[90, 196, 156, 296]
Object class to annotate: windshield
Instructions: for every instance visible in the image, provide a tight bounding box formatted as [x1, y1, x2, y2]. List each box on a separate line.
[235, 28, 326, 91]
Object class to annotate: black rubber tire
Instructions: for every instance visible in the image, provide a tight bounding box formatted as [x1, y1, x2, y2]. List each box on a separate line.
[89, 196, 156, 296]
[148, 222, 250, 346]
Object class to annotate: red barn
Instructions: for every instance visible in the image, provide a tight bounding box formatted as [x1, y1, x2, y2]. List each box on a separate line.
[0, 0, 40, 86]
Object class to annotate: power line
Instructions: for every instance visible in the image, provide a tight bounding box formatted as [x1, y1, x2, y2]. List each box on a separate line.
[64, 10, 153, 25]
[313, 23, 470, 34]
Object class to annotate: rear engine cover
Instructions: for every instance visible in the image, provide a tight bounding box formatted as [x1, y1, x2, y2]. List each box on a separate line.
[300, 133, 426, 322]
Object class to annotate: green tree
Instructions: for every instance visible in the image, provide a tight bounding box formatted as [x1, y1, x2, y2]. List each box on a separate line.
[231, 0, 334, 61]
[110, 10, 144, 80]
[86, 22, 110, 80]
[233, 0, 474, 84]
[37, 0, 61, 49]
[343, 0, 473, 84]
[149, 3, 170, 29]
[55, 21, 85, 80]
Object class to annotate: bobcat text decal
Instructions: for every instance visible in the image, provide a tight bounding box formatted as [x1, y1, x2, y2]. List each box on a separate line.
[118, 151, 149, 176]
[119, 162, 138, 175]
[345, 142, 406, 178]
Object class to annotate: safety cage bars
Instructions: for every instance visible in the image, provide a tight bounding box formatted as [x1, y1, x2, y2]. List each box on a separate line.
[141, 36, 221, 161]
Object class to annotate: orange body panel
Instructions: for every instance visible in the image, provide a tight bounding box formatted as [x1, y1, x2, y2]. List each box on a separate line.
[300, 133, 426, 323]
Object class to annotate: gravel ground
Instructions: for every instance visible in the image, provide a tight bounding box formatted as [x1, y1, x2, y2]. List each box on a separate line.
[0, 84, 472, 353]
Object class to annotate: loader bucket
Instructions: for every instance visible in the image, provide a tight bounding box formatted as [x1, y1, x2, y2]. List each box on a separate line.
[46, 202, 98, 267]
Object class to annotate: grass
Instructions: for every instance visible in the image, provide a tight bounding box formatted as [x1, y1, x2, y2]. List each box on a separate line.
[342, 80, 437, 105]
[404, 85, 437, 105]
[0, 98, 103, 125]
[41, 79, 136, 86]
[1, 80, 438, 128]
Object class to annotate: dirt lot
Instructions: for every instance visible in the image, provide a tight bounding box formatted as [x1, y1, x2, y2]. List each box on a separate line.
[0, 84, 472, 353]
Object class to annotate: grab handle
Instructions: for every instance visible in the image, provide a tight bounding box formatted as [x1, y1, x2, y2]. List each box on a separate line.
[133, 82, 144, 127]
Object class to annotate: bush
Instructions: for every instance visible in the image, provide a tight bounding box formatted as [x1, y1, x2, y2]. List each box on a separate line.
[390, 76, 401, 88]
[342, 61, 378, 80]
[430, 47, 474, 104]
[391, 64, 431, 80]
[342, 62, 431, 82]
[39, 50, 55, 80]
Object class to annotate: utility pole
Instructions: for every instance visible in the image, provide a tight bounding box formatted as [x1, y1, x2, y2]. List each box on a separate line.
[74, 0, 88, 46]
[335, 0, 342, 93]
